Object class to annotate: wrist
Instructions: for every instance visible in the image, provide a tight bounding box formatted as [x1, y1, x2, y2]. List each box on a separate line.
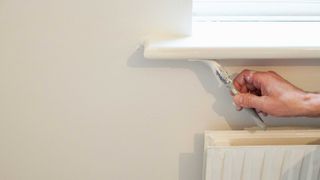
[301, 92, 320, 117]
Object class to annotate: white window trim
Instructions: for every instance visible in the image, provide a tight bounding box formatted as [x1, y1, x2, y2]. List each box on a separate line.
[144, 22, 320, 60]
[193, 0, 320, 21]
[193, 16, 320, 22]
[143, 1, 320, 60]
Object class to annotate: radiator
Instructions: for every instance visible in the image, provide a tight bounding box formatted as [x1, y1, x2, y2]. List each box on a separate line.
[204, 130, 320, 180]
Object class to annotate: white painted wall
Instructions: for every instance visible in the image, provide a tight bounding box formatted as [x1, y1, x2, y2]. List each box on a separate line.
[1, 0, 320, 180]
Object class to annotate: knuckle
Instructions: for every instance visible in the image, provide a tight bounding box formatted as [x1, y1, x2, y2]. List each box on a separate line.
[252, 72, 266, 84]
[267, 71, 281, 80]
[254, 72, 264, 77]
[242, 69, 250, 73]
[242, 69, 252, 75]
[241, 94, 252, 107]
[246, 95, 254, 106]
[235, 95, 244, 105]
[267, 70, 276, 74]
[240, 69, 251, 76]
[267, 70, 278, 76]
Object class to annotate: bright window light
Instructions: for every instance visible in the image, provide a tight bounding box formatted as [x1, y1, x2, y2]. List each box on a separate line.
[193, 0, 320, 22]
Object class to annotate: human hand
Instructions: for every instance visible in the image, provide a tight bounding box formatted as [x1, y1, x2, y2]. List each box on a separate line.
[233, 70, 319, 117]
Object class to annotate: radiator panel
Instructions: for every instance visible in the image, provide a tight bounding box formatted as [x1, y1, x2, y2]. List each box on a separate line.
[204, 130, 320, 180]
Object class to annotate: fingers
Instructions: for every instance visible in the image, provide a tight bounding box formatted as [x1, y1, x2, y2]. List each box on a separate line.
[232, 70, 263, 112]
[232, 69, 283, 116]
[233, 69, 264, 94]
[233, 93, 266, 111]
[233, 69, 254, 92]
[233, 69, 270, 94]
[233, 95, 268, 116]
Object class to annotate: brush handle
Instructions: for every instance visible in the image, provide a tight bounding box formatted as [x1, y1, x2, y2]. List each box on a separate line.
[244, 108, 267, 130]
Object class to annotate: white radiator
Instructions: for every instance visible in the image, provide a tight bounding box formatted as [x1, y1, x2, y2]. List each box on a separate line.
[204, 130, 320, 180]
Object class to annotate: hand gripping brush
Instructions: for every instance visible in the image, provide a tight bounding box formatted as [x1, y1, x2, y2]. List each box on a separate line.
[192, 59, 267, 130]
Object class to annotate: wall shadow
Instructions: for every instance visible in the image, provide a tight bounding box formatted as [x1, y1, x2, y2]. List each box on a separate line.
[178, 134, 204, 180]
[127, 46, 254, 130]
[127, 46, 320, 180]
[127, 46, 320, 129]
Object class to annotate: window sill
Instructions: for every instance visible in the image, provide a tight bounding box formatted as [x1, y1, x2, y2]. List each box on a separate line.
[144, 22, 320, 60]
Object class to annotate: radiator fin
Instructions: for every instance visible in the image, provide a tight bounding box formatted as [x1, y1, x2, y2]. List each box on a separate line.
[205, 146, 320, 180]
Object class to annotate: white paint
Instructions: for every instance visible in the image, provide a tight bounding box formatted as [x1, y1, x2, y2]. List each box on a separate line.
[144, 22, 320, 59]
[193, 1, 320, 18]
[1, 0, 320, 180]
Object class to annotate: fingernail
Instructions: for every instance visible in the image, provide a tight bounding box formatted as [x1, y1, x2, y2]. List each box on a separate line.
[230, 91, 234, 96]
[245, 71, 254, 83]
[236, 106, 242, 111]
[245, 76, 252, 83]
[232, 102, 240, 110]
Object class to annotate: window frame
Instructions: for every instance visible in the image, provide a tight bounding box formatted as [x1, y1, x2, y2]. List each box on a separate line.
[193, 0, 320, 22]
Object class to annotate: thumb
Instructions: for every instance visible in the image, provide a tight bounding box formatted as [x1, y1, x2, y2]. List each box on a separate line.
[233, 93, 265, 110]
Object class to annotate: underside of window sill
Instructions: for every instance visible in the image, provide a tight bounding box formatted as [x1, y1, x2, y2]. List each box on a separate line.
[144, 22, 320, 60]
